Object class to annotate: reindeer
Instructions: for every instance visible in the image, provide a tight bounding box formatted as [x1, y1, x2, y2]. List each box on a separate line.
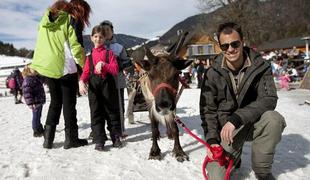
[131, 32, 192, 162]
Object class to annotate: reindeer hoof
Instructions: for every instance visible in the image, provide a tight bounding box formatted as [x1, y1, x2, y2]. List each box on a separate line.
[149, 154, 162, 160]
[173, 151, 189, 162]
[176, 154, 189, 162]
[149, 149, 162, 160]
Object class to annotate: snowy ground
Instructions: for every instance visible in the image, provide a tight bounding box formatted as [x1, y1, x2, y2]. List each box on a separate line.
[0, 88, 309, 180]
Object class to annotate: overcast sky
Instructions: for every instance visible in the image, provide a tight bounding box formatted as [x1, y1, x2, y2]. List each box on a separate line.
[0, 0, 200, 49]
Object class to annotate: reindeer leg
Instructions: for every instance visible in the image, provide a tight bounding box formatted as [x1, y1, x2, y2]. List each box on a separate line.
[165, 121, 173, 140]
[149, 116, 161, 160]
[171, 121, 189, 162]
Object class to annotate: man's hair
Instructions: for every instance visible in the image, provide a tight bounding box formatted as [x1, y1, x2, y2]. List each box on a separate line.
[216, 22, 243, 42]
[100, 20, 114, 31]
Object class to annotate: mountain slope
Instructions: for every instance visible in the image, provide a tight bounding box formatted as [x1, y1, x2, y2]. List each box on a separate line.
[160, 0, 310, 46]
[83, 34, 147, 53]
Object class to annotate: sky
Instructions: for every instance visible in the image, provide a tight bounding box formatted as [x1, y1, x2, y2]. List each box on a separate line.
[0, 0, 200, 50]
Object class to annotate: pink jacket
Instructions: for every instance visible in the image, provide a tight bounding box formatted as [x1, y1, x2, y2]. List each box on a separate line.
[80, 45, 118, 83]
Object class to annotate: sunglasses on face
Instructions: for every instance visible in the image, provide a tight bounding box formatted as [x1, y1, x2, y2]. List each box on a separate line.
[220, 40, 241, 51]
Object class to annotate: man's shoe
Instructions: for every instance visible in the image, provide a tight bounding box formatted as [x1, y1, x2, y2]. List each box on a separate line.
[255, 173, 276, 180]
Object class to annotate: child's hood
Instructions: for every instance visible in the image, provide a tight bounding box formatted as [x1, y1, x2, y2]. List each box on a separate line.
[41, 9, 69, 31]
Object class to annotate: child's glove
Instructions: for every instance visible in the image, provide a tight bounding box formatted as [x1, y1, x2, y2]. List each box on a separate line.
[79, 81, 88, 95]
[95, 61, 105, 74]
[28, 105, 36, 110]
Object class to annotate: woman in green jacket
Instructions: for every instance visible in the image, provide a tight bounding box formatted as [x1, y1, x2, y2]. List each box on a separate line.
[31, 0, 91, 149]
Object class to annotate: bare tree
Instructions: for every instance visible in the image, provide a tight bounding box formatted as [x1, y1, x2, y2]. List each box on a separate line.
[195, 0, 310, 46]
[197, 0, 239, 13]
[196, 0, 265, 46]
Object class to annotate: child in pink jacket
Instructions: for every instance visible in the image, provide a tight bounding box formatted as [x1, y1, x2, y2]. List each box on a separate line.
[279, 71, 290, 90]
[79, 25, 122, 151]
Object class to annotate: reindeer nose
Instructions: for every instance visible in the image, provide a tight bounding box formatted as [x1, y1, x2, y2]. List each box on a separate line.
[158, 100, 172, 109]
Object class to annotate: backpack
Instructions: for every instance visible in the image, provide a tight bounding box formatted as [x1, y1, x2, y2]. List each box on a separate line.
[6, 75, 16, 89]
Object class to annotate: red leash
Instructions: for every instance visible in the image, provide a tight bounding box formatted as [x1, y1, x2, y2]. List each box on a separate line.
[175, 117, 234, 180]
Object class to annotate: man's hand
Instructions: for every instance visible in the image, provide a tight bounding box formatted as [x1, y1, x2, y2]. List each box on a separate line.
[220, 121, 236, 145]
[79, 81, 88, 95]
[207, 144, 220, 160]
[95, 61, 105, 74]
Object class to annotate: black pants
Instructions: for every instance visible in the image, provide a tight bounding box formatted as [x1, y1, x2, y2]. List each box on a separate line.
[88, 75, 121, 144]
[120, 88, 125, 114]
[13, 88, 23, 102]
[197, 72, 204, 88]
[45, 73, 78, 131]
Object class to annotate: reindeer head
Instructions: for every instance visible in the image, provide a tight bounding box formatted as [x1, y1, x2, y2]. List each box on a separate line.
[132, 32, 192, 115]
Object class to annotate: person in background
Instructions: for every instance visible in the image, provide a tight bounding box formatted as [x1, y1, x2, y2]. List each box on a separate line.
[30, 0, 91, 149]
[196, 60, 205, 88]
[100, 20, 132, 137]
[286, 63, 299, 82]
[124, 62, 145, 124]
[279, 70, 291, 90]
[200, 22, 286, 180]
[79, 25, 121, 151]
[22, 65, 46, 137]
[10, 67, 24, 104]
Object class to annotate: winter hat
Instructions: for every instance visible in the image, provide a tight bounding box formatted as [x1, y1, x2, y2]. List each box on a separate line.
[100, 20, 113, 30]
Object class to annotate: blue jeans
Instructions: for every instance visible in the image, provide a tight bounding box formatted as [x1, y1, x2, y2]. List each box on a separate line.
[32, 105, 43, 130]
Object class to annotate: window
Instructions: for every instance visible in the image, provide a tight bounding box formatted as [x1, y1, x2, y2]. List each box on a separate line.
[197, 46, 204, 54]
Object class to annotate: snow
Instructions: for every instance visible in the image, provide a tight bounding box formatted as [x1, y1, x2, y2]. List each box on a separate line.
[0, 55, 31, 77]
[0, 88, 310, 180]
[0, 55, 31, 67]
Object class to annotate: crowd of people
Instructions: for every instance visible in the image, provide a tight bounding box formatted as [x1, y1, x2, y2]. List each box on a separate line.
[4, 0, 289, 179]
[179, 46, 309, 91]
[260, 47, 309, 90]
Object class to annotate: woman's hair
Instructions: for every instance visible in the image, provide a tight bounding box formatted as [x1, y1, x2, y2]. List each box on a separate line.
[49, 0, 71, 16]
[70, 0, 91, 29]
[22, 65, 37, 77]
[49, 0, 91, 30]
[91, 25, 106, 37]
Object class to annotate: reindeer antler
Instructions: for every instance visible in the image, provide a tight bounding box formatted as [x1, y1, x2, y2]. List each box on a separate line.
[168, 31, 189, 57]
[144, 46, 156, 62]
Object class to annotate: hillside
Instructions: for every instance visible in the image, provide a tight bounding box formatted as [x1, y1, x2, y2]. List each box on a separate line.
[160, 0, 310, 46]
[83, 34, 147, 53]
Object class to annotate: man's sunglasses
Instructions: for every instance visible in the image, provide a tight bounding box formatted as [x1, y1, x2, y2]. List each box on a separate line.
[220, 40, 241, 51]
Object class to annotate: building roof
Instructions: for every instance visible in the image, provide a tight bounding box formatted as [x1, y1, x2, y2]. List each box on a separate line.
[258, 36, 309, 51]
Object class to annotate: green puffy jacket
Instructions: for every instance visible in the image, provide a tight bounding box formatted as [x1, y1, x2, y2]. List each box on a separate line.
[31, 10, 85, 79]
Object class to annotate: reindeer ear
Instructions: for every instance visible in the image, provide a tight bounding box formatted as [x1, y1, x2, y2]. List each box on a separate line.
[144, 47, 156, 64]
[171, 59, 193, 70]
[136, 60, 152, 71]
[131, 46, 146, 63]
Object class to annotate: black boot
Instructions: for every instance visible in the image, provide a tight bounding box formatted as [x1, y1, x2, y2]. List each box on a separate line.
[64, 128, 88, 149]
[94, 142, 106, 151]
[111, 135, 122, 148]
[33, 125, 44, 137]
[255, 173, 276, 180]
[43, 125, 56, 149]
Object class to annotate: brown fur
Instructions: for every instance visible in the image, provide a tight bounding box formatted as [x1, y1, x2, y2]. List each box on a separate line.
[132, 43, 192, 162]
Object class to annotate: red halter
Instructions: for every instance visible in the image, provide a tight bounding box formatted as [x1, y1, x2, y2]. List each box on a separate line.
[152, 82, 178, 97]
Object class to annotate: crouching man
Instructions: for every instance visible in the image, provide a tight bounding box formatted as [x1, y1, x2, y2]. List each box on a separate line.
[199, 22, 286, 180]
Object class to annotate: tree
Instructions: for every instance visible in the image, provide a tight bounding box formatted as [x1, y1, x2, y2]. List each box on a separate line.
[196, 0, 310, 46]
[0, 40, 32, 57]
